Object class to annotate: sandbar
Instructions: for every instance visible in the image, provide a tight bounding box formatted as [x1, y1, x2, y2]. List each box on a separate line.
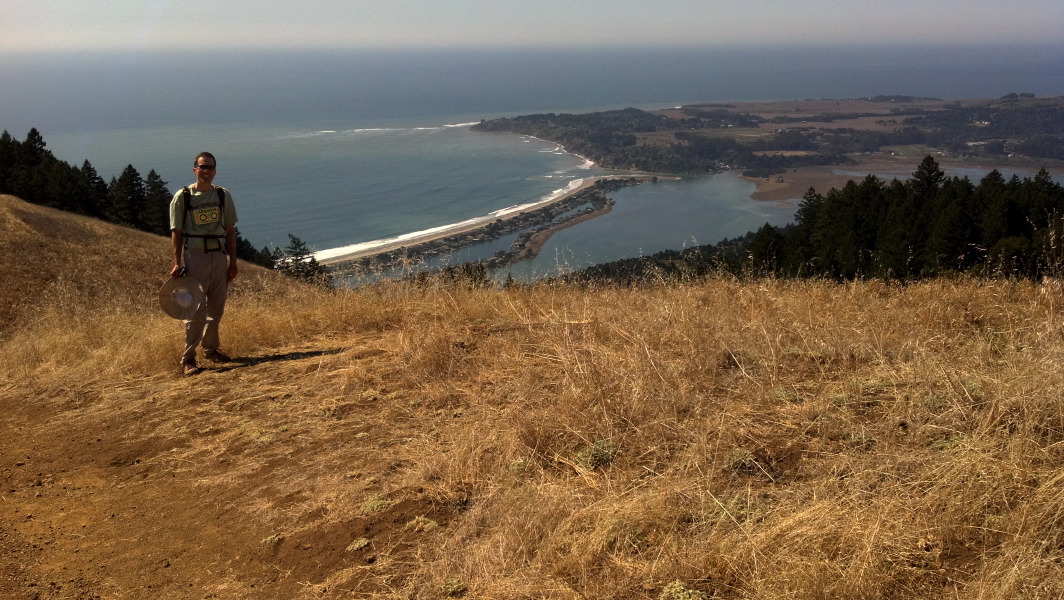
[316, 177, 608, 265]
[514, 203, 614, 262]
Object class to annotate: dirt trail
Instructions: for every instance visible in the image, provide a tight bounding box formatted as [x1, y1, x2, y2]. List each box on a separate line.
[1, 336, 458, 599]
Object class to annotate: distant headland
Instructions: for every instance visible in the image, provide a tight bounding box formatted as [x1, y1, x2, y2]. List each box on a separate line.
[474, 94, 1061, 197]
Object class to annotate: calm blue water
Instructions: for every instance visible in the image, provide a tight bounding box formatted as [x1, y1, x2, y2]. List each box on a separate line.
[4, 45, 1064, 279]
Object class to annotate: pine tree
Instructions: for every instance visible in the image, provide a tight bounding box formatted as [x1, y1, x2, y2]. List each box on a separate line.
[0, 131, 16, 191]
[976, 170, 1012, 249]
[784, 187, 825, 275]
[910, 155, 946, 203]
[877, 157, 944, 279]
[22, 128, 48, 165]
[79, 160, 109, 218]
[142, 170, 171, 236]
[924, 176, 978, 273]
[746, 223, 785, 274]
[107, 165, 146, 228]
[277, 234, 331, 286]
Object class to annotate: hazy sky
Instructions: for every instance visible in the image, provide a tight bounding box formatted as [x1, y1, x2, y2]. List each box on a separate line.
[5, 0, 1064, 52]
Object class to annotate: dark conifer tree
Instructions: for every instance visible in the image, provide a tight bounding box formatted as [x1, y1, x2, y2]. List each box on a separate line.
[783, 187, 825, 275]
[1026, 168, 1062, 230]
[910, 155, 947, 202]
[848, 174, 888, 277]
[746, 223, 786, 274]
[21, 128, 48, 166]
[277, 234, 331, 285]
[818, 180, 862, 277]
[0, 130, 42, 203]
[924, 176, 978, 273]
[142, 170, 172, 236]
[976, 169, 1011, 250]
[80, 160, 109, 218]
[878, 158, 944, 279]
[0, 131, 15, 191]
[108, 165, 147, 228]
[39, 160, 84, 212]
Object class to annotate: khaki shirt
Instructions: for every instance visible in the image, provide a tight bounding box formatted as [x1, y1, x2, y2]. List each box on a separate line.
[169, 185, 239, 250]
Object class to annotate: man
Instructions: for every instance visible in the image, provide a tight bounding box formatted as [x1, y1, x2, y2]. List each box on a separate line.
[169, 151, 239, 375]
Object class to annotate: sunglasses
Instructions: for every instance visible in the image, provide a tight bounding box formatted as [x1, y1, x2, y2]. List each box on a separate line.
[195, 164, 216, 170]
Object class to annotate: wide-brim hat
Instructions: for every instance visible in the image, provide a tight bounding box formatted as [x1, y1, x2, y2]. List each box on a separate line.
[159, 276, 205, 320]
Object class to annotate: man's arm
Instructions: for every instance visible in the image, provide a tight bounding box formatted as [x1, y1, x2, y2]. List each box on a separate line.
[170, 229, 184, 278]
[225, 225, 239, 282]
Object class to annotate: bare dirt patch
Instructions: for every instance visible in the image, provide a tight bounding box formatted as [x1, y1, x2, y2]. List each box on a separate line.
[1, 336, 466, 599]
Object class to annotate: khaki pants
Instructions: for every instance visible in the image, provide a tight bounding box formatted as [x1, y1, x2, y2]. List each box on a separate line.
[182, 249, 229, 364]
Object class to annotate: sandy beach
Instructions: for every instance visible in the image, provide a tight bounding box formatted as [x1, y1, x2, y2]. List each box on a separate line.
[315, 177, 607, 265]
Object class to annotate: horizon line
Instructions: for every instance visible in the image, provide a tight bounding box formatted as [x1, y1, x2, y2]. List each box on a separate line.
[6, 41, 1064, 55]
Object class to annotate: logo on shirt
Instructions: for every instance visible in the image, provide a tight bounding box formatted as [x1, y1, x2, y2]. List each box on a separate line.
[193, 206, 221, 226]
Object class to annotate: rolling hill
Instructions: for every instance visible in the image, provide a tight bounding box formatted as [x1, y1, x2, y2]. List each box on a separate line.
[2, 195, 1064, 599]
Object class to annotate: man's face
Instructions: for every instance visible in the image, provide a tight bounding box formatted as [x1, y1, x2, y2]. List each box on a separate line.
[194, 158, 216, 186]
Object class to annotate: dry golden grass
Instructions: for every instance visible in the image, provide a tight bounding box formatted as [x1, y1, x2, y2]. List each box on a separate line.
[3, 195, 1064, 599]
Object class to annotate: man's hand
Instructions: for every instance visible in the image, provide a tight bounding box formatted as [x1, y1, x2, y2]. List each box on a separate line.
[227, 259, 239, 283]
[170, 264, 183, 279]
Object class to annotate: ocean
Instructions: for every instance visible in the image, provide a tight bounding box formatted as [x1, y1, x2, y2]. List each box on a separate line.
[4, 45, 1064, 279]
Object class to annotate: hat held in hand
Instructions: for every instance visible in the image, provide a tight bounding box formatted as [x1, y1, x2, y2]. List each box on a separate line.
[159, 275, 205, 320]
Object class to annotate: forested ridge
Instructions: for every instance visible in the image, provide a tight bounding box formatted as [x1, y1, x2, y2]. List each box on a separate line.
[0, 129, 174, 235]
[563, 156, 1064, 283]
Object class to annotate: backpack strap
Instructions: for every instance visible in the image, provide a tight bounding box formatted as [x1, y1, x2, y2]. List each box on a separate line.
[180, 186, 227, 253]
